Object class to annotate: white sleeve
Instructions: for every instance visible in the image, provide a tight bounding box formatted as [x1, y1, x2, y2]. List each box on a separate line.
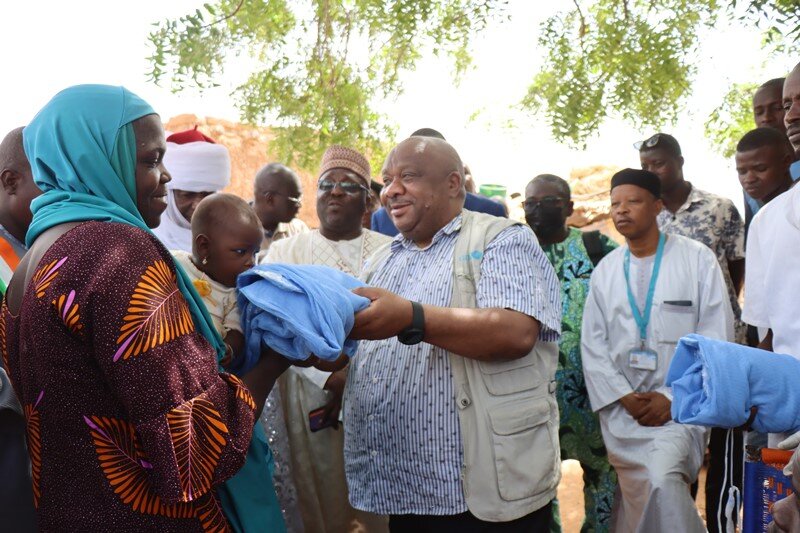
[294, 367, 332, 390]
[261, 237, 290, 265]
[581, 272, 634, 411]
[742, 217, 769, 328]
[696, 247, 735, 342]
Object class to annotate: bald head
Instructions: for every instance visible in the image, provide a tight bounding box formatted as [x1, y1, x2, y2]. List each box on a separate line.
[0, 128, 29, 176]
[0, 127, 40, 244]
[255, 163, 301, 191]
[380, 137, 465, 246]
[191, 193, 263, 287]
[253, 162, 303, 231]
[395, 136, 465, 187]
[193, 192, 259, 237]
[785, 63, 800, 157]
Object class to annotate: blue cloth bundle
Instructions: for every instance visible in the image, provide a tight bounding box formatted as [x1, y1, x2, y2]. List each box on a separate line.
[233, 264, 370, 373]
[667, 334, 800, 434]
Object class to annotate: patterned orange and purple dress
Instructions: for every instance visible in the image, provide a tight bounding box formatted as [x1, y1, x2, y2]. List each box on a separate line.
[1, 222, 256, 532]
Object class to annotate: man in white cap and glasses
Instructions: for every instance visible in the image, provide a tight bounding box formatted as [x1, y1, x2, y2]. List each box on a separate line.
[153, 127, 231, 252]
[262, 145, 391, 533]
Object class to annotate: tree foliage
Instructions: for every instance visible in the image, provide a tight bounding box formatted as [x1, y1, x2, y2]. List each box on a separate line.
[522, 0, 799, 149]
[704, 82, 758, 158]
[148, 0, 506, 169]
[523, 0, 719, 147]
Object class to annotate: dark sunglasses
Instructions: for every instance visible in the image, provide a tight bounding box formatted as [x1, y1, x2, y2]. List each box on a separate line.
[318, 179, 369, 195]
[522, 196, 564, 210]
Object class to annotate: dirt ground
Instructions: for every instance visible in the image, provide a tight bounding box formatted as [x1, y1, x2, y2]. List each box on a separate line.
[557, 460, 708, 532]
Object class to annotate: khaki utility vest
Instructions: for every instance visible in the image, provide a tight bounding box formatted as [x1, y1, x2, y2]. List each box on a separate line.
[362, 210, 561, 522]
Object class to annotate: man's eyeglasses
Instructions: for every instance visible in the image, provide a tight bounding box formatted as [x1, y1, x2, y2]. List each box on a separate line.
[317, 179, 369, 195]
[263, 190, 302, 207]
[523, 196, 564, 210]
[633, 134, 661, 151]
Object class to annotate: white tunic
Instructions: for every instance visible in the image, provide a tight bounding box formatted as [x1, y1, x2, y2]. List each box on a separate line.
[742, 184, 800, 359]
[581, 234, 733, 533]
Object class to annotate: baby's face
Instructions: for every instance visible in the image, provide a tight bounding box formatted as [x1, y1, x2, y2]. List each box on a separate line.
[202, 216, 263, 287]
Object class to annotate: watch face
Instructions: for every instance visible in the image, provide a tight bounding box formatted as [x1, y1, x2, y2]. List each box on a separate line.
[398, 329, 424, 345]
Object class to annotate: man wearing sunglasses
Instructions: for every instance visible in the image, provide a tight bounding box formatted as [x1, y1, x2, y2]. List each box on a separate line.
[638, 132, 745, 533]
[262, 145, 391, 533]
[253, 162, 309, 261]
[524, 174, 618, 532]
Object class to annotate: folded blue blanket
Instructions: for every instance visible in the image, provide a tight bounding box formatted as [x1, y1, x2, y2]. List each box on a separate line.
[232, 264, 370, 374]
[667, 334, 800, 434]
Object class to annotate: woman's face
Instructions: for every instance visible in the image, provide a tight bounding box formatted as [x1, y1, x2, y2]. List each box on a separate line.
[132, 115, 171, 228]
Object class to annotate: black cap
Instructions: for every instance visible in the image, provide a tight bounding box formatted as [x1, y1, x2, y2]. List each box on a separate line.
[634, 133, 682, 157]
[610, 168, 661, 199]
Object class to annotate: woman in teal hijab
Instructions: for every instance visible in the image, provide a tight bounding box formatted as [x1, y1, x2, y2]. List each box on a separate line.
[4, 85, 286, 532]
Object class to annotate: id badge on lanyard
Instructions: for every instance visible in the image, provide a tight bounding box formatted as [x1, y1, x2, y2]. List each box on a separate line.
[624, 233, 666, 373]
[629, 342, 658, 371]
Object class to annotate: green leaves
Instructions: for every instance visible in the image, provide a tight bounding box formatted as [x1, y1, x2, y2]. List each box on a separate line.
[523, 0, 718, 147]
[705, 82, 758, 158]
[521, 0, 798, 148]
[147, 0, 505, 169]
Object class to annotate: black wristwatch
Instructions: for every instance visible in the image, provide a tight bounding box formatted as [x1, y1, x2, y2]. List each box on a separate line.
[397, 301, 425, 345]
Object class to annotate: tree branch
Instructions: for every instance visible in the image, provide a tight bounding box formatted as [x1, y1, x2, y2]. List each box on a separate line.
[201, 0, 245, 29]
[572, 0, 586, 44]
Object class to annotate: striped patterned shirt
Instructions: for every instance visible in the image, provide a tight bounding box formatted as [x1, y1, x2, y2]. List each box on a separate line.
[343, 214, 561, 515]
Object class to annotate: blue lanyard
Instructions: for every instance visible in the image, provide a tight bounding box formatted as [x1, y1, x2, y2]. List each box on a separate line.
[623, 232, 666, 343]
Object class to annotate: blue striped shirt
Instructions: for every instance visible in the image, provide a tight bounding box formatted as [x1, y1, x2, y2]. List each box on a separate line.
[343, 214, 561, 515]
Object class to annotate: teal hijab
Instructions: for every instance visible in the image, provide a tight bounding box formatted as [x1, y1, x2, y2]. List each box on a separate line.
[23, 85, 284, 532]
[23, 84, 226, 359]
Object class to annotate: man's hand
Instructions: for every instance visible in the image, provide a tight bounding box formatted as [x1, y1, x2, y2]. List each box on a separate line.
[313, 354, 349, 373]
[320, 370, 348, 429]
[634, 392, 672, 427]
[620, 393, 648, 419]
[350, 287, 413, 340]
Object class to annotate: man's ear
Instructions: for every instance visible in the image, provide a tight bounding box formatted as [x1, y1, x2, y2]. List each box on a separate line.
[565, 200, 575, 218]
[0, 169, 20, 195]
[448, 171, 463, 197]
[194, 233, 211, 261]
[677, 156, 685, 168]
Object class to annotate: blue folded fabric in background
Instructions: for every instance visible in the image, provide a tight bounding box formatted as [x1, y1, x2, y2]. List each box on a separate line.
[232, 264, 371, 374]
[667, 333, 800, 434]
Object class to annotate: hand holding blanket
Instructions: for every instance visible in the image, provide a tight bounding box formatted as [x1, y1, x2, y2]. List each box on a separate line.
[667, 334, 800, 434]
[232, 264, 371, 374]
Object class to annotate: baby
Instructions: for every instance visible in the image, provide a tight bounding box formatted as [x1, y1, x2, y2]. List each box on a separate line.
[171, 193, 263, 367]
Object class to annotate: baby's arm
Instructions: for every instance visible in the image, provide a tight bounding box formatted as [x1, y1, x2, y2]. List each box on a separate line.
[221, 329, 245, 369]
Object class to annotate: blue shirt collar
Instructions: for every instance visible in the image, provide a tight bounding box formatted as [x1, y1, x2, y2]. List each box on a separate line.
[790, 160, 800, 182]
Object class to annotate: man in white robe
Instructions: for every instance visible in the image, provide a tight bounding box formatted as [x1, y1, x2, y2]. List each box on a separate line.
[582, 169, 734, 533]
[152, 127, 231, 252]
[263, 146, 390, 533]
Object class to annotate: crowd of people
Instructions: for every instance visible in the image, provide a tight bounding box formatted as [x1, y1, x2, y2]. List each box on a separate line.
[0, 60, 798, 533]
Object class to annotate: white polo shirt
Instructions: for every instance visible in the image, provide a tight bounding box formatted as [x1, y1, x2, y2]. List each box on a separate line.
[743, 184, 800, 358]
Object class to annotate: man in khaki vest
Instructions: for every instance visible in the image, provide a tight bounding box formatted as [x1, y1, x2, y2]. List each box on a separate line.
[347, 136, 563, 531]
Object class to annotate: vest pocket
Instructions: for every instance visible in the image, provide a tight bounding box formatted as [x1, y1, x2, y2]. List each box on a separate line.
[478, 356, 543, 395]
[488, 400, 558, 501]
